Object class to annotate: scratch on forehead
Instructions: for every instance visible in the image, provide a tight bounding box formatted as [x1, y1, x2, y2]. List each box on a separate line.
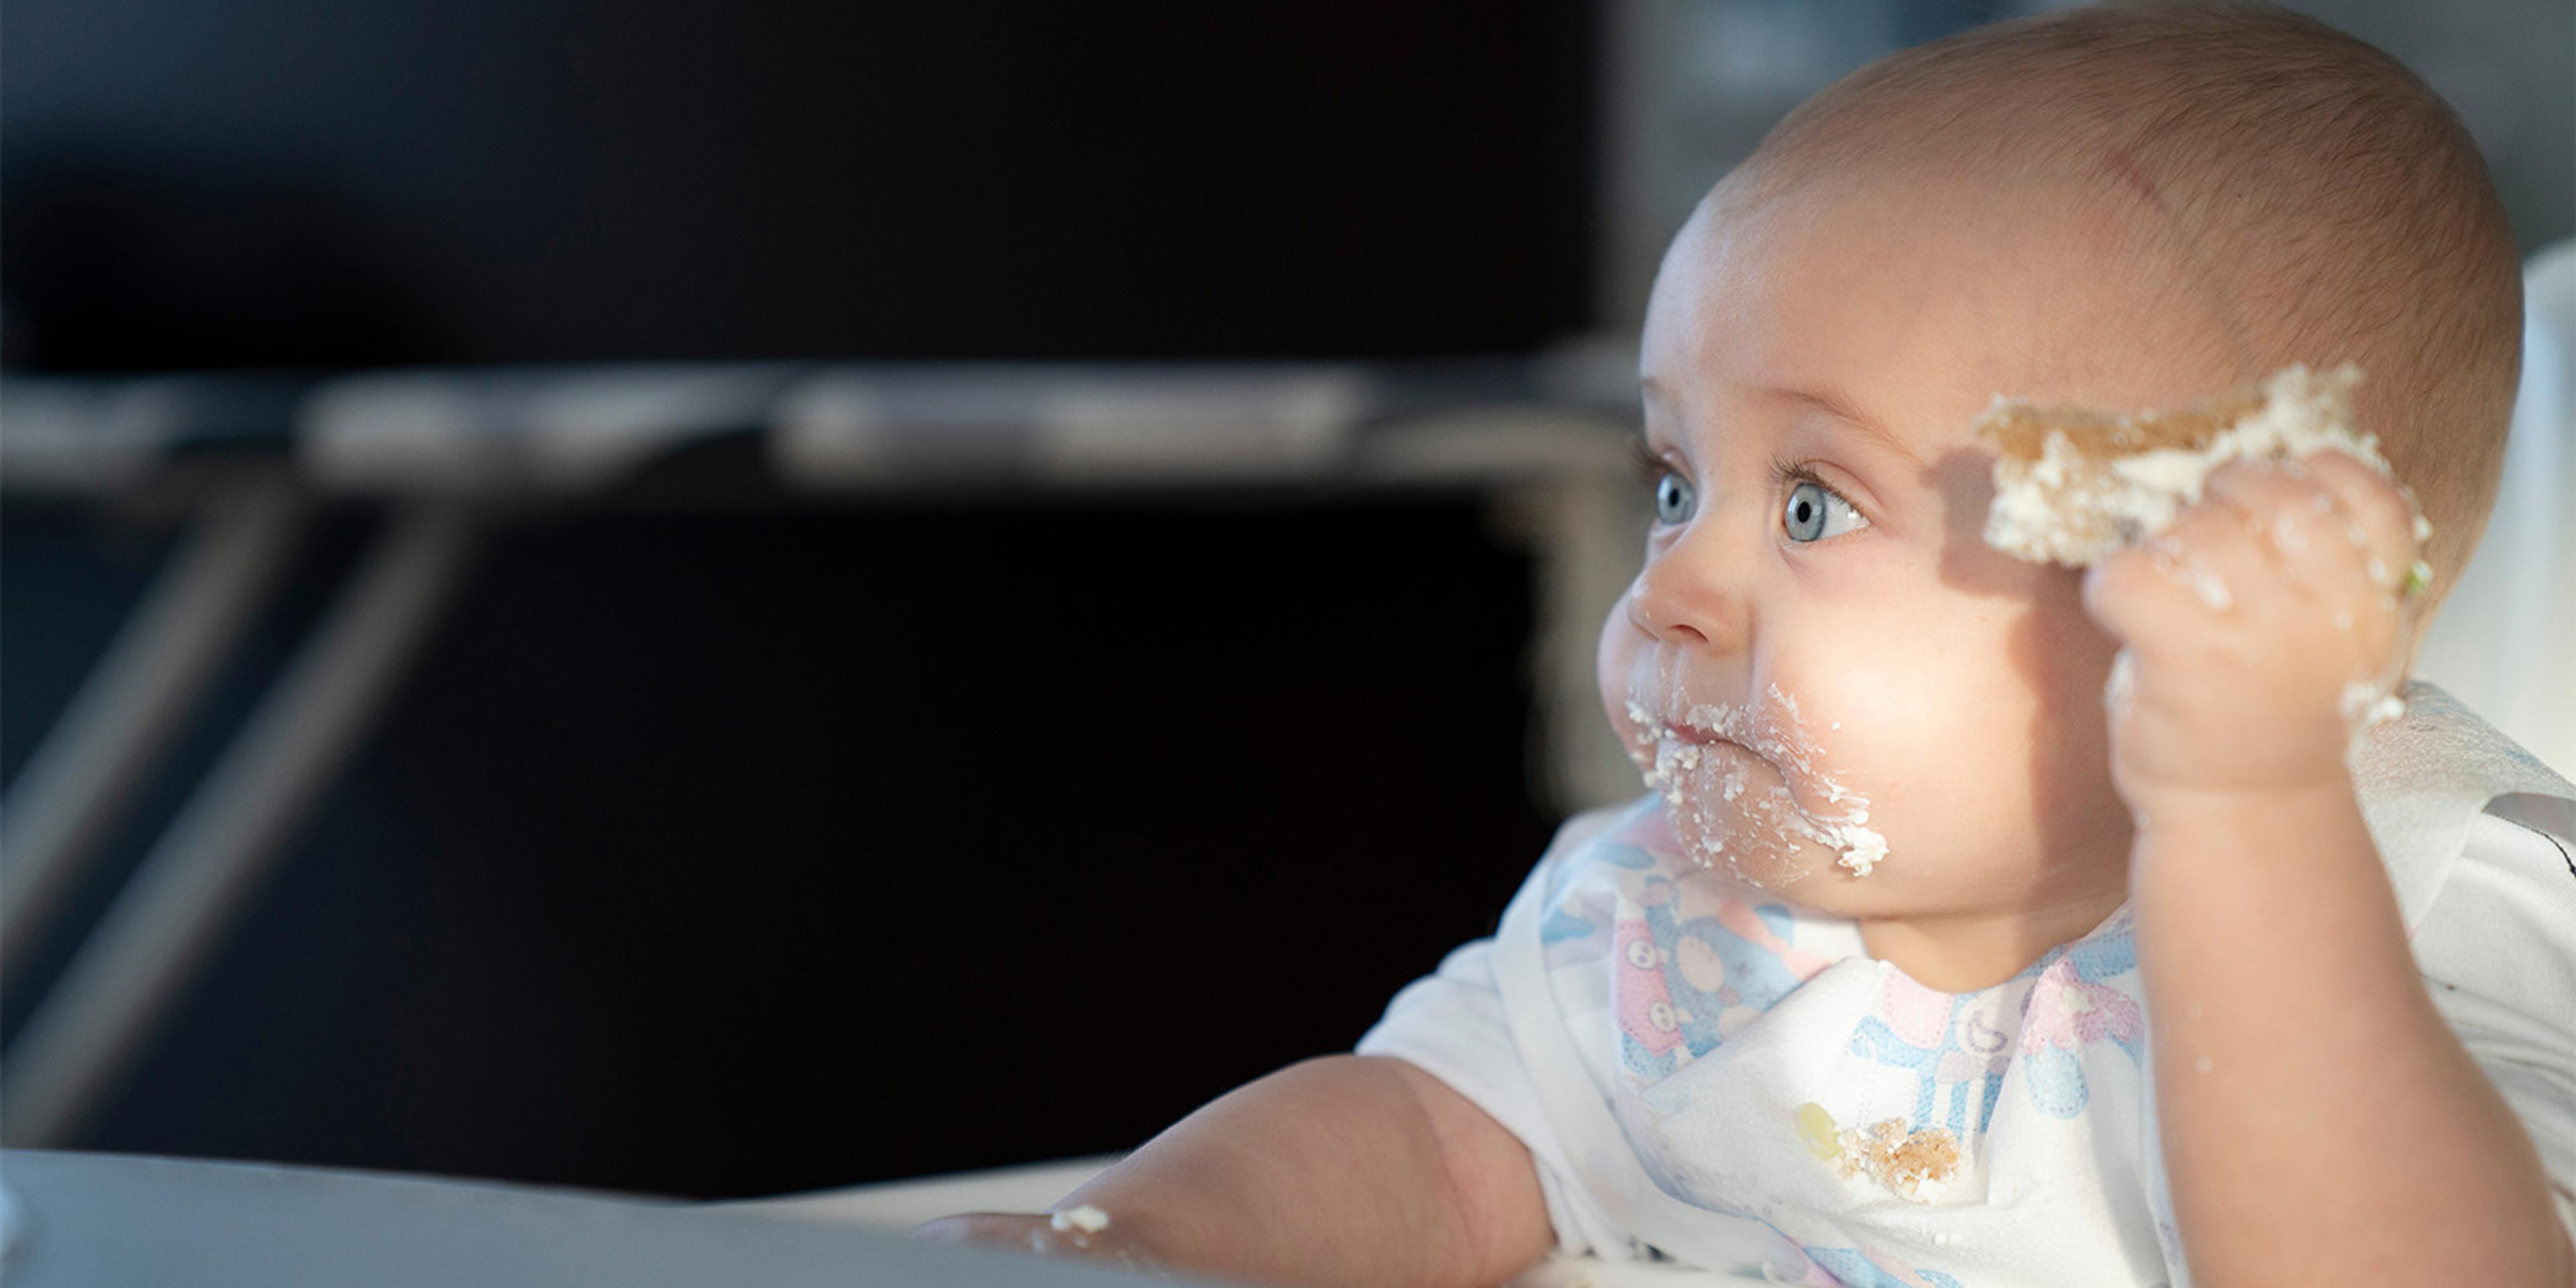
[2099, 146, 2173, 221]
[2090, 144, 2257, 367]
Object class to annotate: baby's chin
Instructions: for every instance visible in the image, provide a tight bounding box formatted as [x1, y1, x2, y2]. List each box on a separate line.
[1642, 742, 1871, 893]
[1662, 811, 1825, 892]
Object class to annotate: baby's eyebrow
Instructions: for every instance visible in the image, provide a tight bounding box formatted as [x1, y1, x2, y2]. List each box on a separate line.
[1761, 383, 1925, 469]
[1638, 375, 1924, 470]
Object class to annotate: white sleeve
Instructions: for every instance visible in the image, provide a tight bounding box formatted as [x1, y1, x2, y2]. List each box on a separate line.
[1356, 934, 1637, 1261]
[2409, 809, 2576, 1244]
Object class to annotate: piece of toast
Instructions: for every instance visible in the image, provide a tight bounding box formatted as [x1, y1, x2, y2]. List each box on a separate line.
[1978, 364, 2384, 566]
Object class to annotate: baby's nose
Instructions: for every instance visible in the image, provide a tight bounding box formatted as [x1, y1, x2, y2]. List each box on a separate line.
[1627, 528, 1751, 653]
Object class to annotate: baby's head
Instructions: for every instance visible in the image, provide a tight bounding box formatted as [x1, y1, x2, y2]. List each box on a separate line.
[1596, 1, 2520, 979]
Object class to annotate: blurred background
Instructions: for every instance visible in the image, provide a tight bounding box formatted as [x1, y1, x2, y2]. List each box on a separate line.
[3, 0, 2569, 1201]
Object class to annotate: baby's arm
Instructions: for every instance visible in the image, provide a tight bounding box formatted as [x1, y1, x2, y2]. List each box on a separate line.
[2084, 451, 2575, 1287]
[915, 1054, 1555, 1287]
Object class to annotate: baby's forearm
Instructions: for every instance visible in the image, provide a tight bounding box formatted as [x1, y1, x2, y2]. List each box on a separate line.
[1050, 1054, 1552, 1287]
[2132, 782, 2573, 1288]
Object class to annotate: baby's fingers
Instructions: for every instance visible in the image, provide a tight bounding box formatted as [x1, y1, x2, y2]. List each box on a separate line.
[2080, 506, 2243, 654]
[2202, 451, 2418, 603]
[2297, 447, 2426, 592]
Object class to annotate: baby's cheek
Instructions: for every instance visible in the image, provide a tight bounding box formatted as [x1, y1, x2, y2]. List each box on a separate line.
[1760, 633, 1987, 865]
[1597, 592, 1658, 761]
[1787, 607, 2108, 881]
[1974, 593, 2127, 846]
[1760, 635, 1918, 779]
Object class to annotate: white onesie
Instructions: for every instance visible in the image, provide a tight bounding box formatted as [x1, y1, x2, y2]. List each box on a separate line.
[1357, 682, 2576, 1287]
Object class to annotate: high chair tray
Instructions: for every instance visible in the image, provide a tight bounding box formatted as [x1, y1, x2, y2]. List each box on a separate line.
[0, 1149, 1203, 1288]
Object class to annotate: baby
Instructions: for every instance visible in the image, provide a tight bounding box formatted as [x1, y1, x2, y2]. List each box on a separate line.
[922, 3, 2575, 1285]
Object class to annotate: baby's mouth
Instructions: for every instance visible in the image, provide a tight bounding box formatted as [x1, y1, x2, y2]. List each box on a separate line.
[1664, 714, 1746, 751]
[1650, 724, 1764, 787]
[1623, 696, 1772, 771]
[1620, 690, 1890, 880]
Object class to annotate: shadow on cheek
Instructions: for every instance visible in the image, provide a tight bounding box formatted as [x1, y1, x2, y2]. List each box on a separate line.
[1927, 447, 2022, 600]
[2007, 572, 2129, 877]
[1926, 446, 2128, 879]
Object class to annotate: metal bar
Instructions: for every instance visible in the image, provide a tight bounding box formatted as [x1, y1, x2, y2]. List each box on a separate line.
[1, 480, 305, 973]
[1489, 477, 1650, 816]
[1, 502, 479, 1147]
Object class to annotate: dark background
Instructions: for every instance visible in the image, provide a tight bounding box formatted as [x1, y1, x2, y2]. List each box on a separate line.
[1, 494, 1560, 1196]
[1, 0, 1593, 371]
[1, 0, 1595, 1197]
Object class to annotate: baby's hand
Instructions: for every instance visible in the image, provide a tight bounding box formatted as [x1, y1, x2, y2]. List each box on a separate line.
[2079, 449, 2424, 811]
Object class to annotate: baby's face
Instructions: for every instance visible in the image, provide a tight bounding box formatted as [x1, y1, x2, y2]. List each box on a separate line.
[1599, 166, 2243, 936]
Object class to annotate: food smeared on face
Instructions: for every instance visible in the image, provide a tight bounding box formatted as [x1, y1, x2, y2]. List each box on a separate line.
[1619, 684, 1888, 884]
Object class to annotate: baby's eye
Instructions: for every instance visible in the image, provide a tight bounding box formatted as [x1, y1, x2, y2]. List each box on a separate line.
[1782, 479, 1868, 543]
[1654, 472, 1697, 527]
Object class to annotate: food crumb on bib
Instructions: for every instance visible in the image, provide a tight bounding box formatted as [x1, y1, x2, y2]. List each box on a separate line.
[1834, 1118, 1961, 1201]
[1794, 1102, 1841, 1160]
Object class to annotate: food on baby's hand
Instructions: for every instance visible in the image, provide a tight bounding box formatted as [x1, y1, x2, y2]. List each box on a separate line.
[1049, 1204, 1112, 1235]
[1983, 364, 2427, 735]
[1979, 365, 2405, 566]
